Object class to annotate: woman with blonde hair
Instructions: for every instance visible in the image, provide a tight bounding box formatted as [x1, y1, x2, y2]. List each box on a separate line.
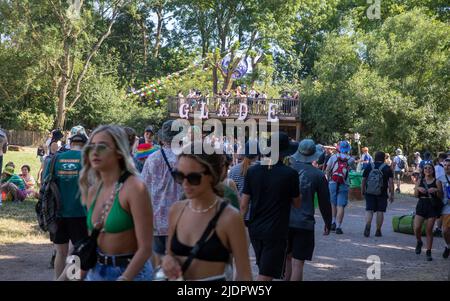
[161, 143, 252, 280]
[79, 125, 153, 281]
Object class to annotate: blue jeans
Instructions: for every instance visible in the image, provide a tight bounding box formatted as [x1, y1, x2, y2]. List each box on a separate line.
[86, 260, 153, 281]
[329, 182, 349, 207]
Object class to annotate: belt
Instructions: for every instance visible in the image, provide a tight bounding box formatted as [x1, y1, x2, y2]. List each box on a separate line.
[97, 253, 134, 267]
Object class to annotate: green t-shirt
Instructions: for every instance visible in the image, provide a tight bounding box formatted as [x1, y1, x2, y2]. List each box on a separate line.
[224, 185, 239, 210]
[1, 174, 26, 190]
[44, 150, 86, 218]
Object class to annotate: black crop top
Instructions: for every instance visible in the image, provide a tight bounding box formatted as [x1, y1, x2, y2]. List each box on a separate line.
[170, 203, 230, 263]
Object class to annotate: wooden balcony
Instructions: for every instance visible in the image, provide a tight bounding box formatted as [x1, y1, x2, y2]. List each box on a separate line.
[167, 96, 301, 121]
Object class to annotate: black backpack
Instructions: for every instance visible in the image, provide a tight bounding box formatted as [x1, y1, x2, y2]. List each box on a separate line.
[36, 155, 61, 235]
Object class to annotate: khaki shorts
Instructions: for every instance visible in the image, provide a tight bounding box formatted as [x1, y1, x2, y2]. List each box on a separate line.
[443, 214, 450, 229]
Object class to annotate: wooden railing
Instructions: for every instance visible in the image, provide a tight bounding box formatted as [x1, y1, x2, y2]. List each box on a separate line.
[168, 96, 300, 119]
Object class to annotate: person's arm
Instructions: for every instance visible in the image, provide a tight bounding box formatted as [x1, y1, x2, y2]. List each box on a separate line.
[317, 176, 332, 234]
[224, 210, 252, 280]
[433, 180, 443, 200]
[361, 177, 367, 195]
[240, 193, 250, 218]
[119, 178, 153, 281]
[388, 177, 394, 202]
[292, 195, 301, 208]
[414, 180, 426, 197]
[162, 202, 183, 280]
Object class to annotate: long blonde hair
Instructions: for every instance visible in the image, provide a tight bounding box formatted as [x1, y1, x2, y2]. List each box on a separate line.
[79, 125, 139, 203]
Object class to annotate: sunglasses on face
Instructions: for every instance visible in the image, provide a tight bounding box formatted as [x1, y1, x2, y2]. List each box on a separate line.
[172, 170, 209, 185]
[85, 143, 112, 156]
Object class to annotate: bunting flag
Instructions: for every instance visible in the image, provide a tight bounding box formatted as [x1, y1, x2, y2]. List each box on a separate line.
[128, 58, 208, 98]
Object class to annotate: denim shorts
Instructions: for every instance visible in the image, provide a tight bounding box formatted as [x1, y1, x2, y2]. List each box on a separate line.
[153, 235, 167, 256]
[85, 259, 153, 281]
[329, 182, 349, 207]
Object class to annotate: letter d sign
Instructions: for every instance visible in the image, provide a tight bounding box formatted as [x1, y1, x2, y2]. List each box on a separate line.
[366, 255, 381, 280]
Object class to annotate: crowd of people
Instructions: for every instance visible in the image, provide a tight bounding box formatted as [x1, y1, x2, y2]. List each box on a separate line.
[176, 87, 299, 115]
[1, 121, 449, 281]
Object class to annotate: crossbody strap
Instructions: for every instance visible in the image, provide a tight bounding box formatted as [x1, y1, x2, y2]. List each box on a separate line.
[181, 201, 228, 273]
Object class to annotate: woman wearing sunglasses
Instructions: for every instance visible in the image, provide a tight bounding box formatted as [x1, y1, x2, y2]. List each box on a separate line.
[79, 125, 153, 281]
[161, 145, 252, 280]
[414, 163, 443, 261]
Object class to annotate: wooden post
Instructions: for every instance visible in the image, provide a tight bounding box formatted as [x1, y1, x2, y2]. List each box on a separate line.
[295, 123, 301, 141]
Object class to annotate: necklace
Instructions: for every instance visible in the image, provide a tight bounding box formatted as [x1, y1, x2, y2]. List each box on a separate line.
[188, 198, 218, 213]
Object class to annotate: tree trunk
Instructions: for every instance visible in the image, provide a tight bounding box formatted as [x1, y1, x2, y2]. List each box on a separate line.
[212, 66, 218, 95]
[140, 18, 148, 66]
[154, 6, 163, 59]
[55, 38, 72, 129]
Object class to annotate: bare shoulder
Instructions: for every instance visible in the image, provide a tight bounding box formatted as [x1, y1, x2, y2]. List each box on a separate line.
[168, 200, 188, 220]
[219, 202, 242, 225]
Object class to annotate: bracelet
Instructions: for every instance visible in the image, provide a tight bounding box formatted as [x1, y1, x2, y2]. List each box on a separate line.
[117, 275, 130, 281]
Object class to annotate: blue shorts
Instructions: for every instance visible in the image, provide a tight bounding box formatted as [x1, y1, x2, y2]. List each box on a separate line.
[329, 182, 349, 207]
[85, 260, 153, 281]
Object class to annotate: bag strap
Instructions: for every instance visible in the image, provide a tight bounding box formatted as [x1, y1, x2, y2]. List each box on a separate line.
[421, 178, 431, 198]
[160, 148, 173, 173]
[181, 201, 228, 273]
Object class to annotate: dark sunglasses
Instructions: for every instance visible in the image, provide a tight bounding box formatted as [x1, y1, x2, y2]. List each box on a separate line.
[172, 170, 209, 185]
[85, 143, 112, 155]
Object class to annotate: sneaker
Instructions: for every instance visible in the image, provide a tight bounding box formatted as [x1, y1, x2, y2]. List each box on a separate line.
[364, 225, 370, 237]
[375, 229, 382, 237]
[433, 228, 442, 237]
[426, 250, 432, 261]
[48, 250, 56, 269]
[331, 223, 336, 231]
[336, 228, 343, 235]
[415, 240, 423, 255]
[443, 247, 449, 259]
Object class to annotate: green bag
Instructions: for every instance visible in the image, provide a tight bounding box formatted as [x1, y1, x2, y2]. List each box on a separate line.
[392, 215, 426, 235]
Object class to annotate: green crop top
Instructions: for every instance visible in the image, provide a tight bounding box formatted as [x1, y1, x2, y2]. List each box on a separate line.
[87, 183, 134, 233]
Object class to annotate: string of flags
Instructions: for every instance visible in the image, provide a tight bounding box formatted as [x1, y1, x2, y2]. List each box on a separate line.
[128, 58, 209, 99]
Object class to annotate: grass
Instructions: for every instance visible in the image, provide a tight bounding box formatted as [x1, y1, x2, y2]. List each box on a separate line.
[0, 199, 49, 244]
[2, 147, 42, 181]
[1, 147, 48, 244]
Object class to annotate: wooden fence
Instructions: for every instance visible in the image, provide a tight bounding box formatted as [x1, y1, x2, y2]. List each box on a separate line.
[5, 129, 47, 147]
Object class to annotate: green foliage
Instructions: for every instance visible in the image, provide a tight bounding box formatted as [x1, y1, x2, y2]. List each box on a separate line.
[17, 111, 54, 132]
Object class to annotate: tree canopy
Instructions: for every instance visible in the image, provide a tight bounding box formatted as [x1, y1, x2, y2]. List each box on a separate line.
[0, 0, 448, 151]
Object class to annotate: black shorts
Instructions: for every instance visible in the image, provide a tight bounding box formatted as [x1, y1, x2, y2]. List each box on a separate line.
[416, 198, 441, 219]
[365, 194, 388, 212]
[250, 238, 287, 279]
[52, 217, 88, 245]
[287, 228, 315, 261]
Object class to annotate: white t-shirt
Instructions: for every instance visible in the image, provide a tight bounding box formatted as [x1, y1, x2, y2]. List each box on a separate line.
[435, 164, 445, 179]
[437, 174, 450, 215]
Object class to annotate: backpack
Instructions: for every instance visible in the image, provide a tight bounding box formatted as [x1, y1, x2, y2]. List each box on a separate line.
[397, 156, 406, 170]
[35, 156, 61, 235]
[331, 156, 349, 184]
[365, 163, 386, 196]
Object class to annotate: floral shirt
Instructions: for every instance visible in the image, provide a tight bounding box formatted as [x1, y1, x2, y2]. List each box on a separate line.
[141, 147, 183, 236]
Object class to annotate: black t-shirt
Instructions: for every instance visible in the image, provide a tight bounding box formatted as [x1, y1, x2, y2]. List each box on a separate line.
[242, 161, 300, 240]
[362, 162, 393, 196]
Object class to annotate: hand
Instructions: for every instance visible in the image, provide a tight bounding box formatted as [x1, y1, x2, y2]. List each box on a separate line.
[417, 187, 426, 194]
[161, 255, 182, 280]
[388, 195, 394, 203]
[323, 225, 330, 236]
[427, 188, 438, 194]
